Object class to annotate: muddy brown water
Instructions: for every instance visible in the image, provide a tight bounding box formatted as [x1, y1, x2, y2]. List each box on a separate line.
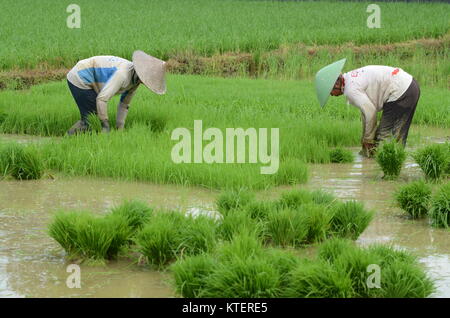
[0, 129, 449, 298]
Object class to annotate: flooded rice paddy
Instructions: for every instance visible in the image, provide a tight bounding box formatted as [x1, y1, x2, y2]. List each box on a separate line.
[0, 129, 449, 298]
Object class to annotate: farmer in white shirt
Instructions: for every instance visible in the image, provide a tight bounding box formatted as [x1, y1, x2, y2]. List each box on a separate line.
[66, 51, 167, 135]
[315, 59, 420, 157]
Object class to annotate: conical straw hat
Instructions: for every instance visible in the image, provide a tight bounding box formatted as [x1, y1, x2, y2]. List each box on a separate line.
[315, 58, 346, 107]
[132, 50, 167, 95]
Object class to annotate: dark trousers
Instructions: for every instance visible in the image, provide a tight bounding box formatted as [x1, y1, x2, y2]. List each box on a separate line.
[67, 80, 98, 122]
[375, 78, 420, 146]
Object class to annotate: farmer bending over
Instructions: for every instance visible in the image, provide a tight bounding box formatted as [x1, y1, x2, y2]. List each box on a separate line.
[66, 51, 166, 135]
[315, 59, 420, 157]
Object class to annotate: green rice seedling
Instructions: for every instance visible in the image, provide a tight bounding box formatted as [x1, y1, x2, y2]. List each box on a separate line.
[75, 213, 132, 261]
[317, 238, 356, 264]
[375, 139, 407, 179]
[310, 189, 337, 206]
[372, 261, 435, 298]
[0, 143, 43, 180]
[395, 181, 432, 218]
[217, 230, 266, 264]
[330, 201, 374, 240]
[217, 209, 263, 242]
[244, 200, 276, 220]
[265, 208, 308, 247]
[110, 200, 153, 232]
[216, 188, 254, 215]
[177, 215, 217, 256]
[366, 244, 416, 267]
[413, 144, 449, 180]
[48, 211, 87, 258]
[300, 204, 333, 243]
[265, 248, 301, 289]
[171, 253, 217, 298]
[135, 212, 186, 267]
[277, 189, 313, 209]
[273, 158, 309, 185]
[284, 260, 354, 298]
[200, 256, 282, 298]
[329, 147, 354, 163]
[429, 182, 450, 228]
[333, 247, 382, 297]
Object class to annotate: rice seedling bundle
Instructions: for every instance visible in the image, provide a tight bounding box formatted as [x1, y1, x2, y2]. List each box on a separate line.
[110, 199, 153, 232]
[375, 140, 407, 179]
[329, 148, 354, 163]
[429, 182, 450, 228]
[395, 181, 432, 218]
[329, 201, 374, 239]
[216, 188, 255, 215]
[413, 144, 449, 180]
[0, 143, 43, 180]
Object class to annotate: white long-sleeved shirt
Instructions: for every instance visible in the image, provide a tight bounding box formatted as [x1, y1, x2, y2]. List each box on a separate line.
[67, 56, 140, 121]
[342, 65, 413, 143]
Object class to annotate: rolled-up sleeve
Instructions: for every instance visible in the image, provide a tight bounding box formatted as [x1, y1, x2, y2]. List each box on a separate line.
[96, 72, 126, 121]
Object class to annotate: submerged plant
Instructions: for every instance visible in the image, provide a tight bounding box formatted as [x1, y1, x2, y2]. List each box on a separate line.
[429, 182, 450, 228]
[395, 181, 432, 218]
[413, 144, 449, 180]
[330, 201, 374, 240]
[375, 139, 406, 179]
[329, 147, 354, 163]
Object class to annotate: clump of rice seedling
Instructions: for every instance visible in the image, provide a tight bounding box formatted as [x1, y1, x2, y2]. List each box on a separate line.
[265, 248, 301, 289]
[372, 261, 435, 298]
[171, 253, 217, 298]
[429, 182, 450, 228]
[244, 200, 276, 220]
[330, 201, 374, 240]
[395, 181, 432, 218]
[277, 189, 313, 209]
[311, 189, 336, 206]
[284, 259, 355, 298]
[48, 211, 132, 262]
[413, 144, 449, 180]
[265, 209, 308, 247]
[135, 211, 217, 267]
[110, 199, 153, 232]
[317, 238, 356, 263]
[200, 256, 281, 298]
[217, 209, 262, 241]
[274, 158, 308, 185]
[300, 204, 333, 243]
[375, 139, 406, 179]
[329, 147, 354, 163]
[0, 143, 43, 180]
[135, 212, 186, 267]
[366, 244, 416, 266]
[216, 188, 254, 215]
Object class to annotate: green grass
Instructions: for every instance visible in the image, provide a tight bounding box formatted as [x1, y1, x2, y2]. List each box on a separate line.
[110, 200, 153, 232]
[429, 182, 450, 228]
[413, 143, 450, 181]
[1, 0, 448, 70]
[375, 139, 407, 179]
[395, 181, 432, 218]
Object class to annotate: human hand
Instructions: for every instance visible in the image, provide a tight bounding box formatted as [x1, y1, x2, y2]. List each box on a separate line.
[361, 141, 376, 158]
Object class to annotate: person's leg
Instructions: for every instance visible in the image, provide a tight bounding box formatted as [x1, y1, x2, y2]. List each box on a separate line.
[375, 78, 420, 146]
[67, 80, 98, 135]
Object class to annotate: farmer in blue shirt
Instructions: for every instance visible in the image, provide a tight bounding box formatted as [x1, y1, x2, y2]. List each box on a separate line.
[66, 51, 166, 135]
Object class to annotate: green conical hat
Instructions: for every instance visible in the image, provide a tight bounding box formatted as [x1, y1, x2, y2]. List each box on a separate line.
[315, 58, 346, 107]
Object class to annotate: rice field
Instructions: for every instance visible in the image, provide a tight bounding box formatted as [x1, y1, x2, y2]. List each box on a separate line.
[0, 0, 449, 301]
